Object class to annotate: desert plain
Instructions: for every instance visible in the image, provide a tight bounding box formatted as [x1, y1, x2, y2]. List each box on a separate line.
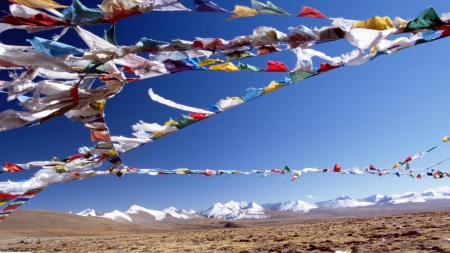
[1, 202, 450, 252]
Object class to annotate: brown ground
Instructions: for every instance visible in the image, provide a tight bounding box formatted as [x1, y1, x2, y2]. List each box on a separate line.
[1, 209, 450, 252]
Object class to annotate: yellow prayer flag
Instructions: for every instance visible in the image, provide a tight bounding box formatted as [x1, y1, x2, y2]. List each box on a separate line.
[14, 0, 69, 8]
[353, 16, 394, 30]
[443, 136, 450, 142]
[209, 62, 240, 72]
[370, 46, 378, 55]
[89, 100, 106, 111]
[392, 162, 402, 169]
[176, 168, 189, 174]
[151, 132, 169, 138]
[102, 150, 118, 157]
[0, 201, 7, 207]
[198, 59, 224, 67]
[164, 118, 179, 127]
[263, 80, 286, 94]
[227, 5, 259, 21]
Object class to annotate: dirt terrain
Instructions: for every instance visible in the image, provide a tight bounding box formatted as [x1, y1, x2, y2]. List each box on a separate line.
[1, 208, 450, 252]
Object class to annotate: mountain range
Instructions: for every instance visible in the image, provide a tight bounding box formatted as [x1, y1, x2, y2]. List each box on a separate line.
[77, 186, 450, 221]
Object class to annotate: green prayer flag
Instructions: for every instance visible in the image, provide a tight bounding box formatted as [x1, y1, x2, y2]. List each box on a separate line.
[237, 62, 264, 71]
[405, 7, 444, 32]
[289, 71, 316, 82]
[103, 24, 118, 46]
[251, 0, 290, 16]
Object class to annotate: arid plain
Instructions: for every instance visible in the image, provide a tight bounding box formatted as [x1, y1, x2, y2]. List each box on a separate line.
[1, 201, 450, 252]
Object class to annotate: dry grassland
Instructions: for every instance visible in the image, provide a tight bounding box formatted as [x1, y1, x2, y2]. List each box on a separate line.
[1, 210, 450, 252]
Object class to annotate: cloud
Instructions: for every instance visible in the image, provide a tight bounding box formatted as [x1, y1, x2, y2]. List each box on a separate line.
[307, 195, 314, 199]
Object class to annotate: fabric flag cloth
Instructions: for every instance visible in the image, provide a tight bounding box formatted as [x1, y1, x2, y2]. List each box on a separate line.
[289, 71, 315, 82]
[266, 61, 289, 72]
[0, 193, 21, 207]
[9, 0, 68, 9]
[62, 0, 105, 25]
[353, 16, 394, 30]
[241, 88, 264, 101]
[263, 80, 285, 94]
[298, 6, 326, 19]
[198, 59, 224, 67]
[346, 28, 397, 49]
[251, 0, 290, 16]
[227, 5, 259, 20]
[237, 63, 264, 71]
[319, 63, 340, 73]
[257, 45, 281, 55]
[104, 24, 118, 46]
[209, 62, 240, 72]
[333, 164, 341, 172]
[2, 12, 69, 26]
[194, 0, 228, 12]
[163, 59, 196, 74]
[404, 7, 445, 32]
[27, 37, 84, 58]
[443, 136, 450, 142]
[3, 163, 25, 173]
[136, 38, 168, 52]
[132, 120, 178, 133]
[148, 88, 214, 115]
[291, 170, 301, 181]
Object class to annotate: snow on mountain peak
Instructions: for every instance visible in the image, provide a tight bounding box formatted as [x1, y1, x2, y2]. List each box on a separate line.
[316, 195, 373, 208]
[126, 205, 166, 221]
[101, 210, 132, 222]
[163, 207, 179, 213]
[262, 200, 318, 212]
[77, 208, 97, 216]
[358, 194, 385, 203]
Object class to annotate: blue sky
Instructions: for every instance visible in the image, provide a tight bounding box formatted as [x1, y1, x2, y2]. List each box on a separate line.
[1, 1, 450, 214]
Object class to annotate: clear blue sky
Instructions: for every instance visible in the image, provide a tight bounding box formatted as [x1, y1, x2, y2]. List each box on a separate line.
[1, 1, 450, 214]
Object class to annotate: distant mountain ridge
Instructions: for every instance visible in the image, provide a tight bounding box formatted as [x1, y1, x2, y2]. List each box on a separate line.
[77, 186, 450, 221]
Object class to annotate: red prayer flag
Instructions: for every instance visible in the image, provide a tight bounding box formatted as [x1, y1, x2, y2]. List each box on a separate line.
[404, 156, 412, 163]
[2, 13, 69, 26]
[189, 113, 210, 120]
[3, 163, 25, 173]
[298, 6, 327, 19]
[3, 205, 20, 211]
[0, 193, 20, 199]
[257, 45, 280, 55]
[266, 61, 289, 72]
[370, 165, 377, 171]
[333, 163, 341, 172]
[90, 129, 111, 142]
[271, 169, 281, 173]
[69, 154, 85, 161]
[319, 63, 340, 73]
[204, 169, 216, 176]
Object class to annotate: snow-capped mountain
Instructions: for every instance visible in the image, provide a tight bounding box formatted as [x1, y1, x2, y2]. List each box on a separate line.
[375, 192, 426, 205]
[197, 201, 268, 220]
[315, 195, 374, 208]
[262, 200, 318, 212]
[421, 186, 450, 199]
[358, 194, 385, 204]
[77, 205, 201, 223]
[76, 208, 103, 217]
[76, 187, 450, 222]
[101, 210, 133, 222]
